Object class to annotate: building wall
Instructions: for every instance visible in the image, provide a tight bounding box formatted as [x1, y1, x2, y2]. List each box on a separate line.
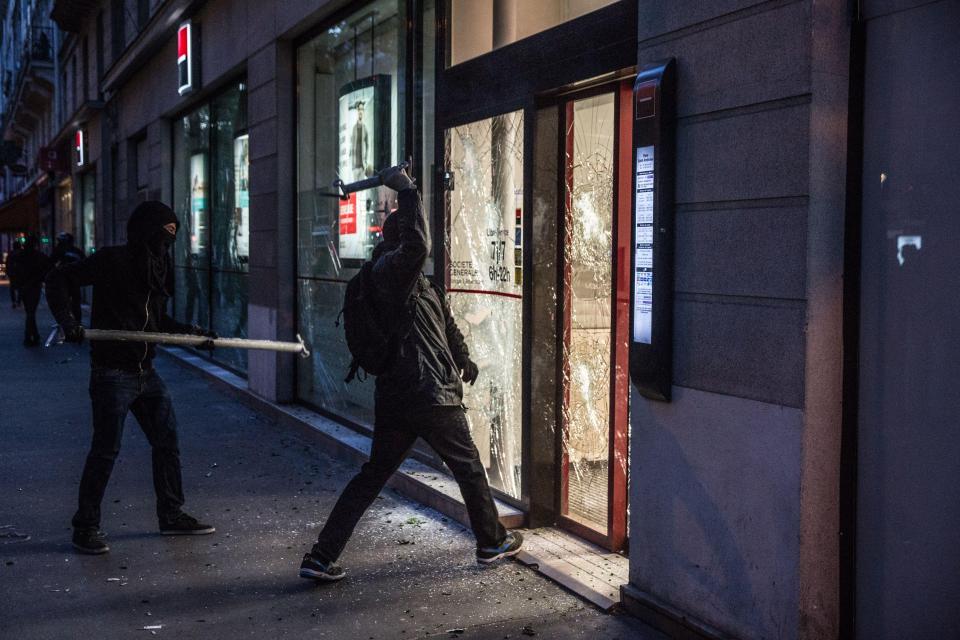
[626, 1, 848, 639]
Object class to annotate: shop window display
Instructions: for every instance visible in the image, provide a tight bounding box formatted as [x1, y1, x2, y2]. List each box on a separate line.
[81, 171, 96, 253]
[173, 81, 249, 372]
[296, 0, 407, 425]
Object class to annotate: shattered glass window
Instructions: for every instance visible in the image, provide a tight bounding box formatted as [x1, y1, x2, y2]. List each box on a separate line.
[563, 93, 615, 530]
[447, 111, 524, 499]
[295, 0, 405, 422]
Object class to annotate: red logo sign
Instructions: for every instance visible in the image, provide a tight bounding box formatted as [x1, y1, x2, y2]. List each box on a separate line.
[339, 193, 358, 235]
[177, 22, 192, 95]
[177, 25, 188, 59]
[75, 130, 85, 166]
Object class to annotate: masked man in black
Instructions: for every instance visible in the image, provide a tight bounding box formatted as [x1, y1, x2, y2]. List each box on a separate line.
[51, 232, 87, 324]
[5, 241, 23, 308]
[299, 167, 522, 582]
[46, 201, 216, 554]
[9, 235, 51, 346]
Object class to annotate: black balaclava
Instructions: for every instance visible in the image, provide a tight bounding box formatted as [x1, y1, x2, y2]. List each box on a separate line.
[126, 201, 179, 294]
[372, 211, 401, 260]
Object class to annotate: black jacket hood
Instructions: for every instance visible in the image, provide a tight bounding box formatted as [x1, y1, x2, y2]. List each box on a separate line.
[126, 201, 179, 248]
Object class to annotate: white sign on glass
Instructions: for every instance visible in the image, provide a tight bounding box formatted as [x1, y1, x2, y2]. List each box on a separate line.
[633, 145, 655, 344]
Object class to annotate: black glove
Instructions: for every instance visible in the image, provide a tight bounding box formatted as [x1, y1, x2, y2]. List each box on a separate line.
[459, 359, 480, 386]
[380, 165, 415, 192]
[63, 322, 85, 344]
[189, 325, 218, 351]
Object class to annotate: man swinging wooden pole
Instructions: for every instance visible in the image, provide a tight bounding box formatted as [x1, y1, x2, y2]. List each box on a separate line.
[45, 201, 225, 554]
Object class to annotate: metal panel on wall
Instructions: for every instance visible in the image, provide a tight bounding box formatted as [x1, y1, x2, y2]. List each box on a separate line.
[855, 2, 960, 637]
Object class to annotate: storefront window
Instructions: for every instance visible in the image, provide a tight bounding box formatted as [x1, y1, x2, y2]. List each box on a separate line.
[296, 0, 408, 424]
[174, 105, 211, 330]
[449, 0, 618, 66]
[446, 110, 524, 499]
[56, 178, 73, 241]
[173, 81, 248, 372]
[81, 171, 96, 253]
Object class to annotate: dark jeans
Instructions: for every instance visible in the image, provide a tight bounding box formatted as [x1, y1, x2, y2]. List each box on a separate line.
[312, 405, 506, 563]
[9, 283, 20, 305]
[72, 367, 185, 530]
[21, 287, 40, 343]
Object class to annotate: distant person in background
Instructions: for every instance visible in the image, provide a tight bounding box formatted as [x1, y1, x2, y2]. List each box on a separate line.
[52, 232, 86, 324]
[5, 241, 23, 309]
[9, 235, 51, 347]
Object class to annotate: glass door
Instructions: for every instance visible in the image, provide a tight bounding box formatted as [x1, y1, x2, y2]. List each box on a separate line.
[558, 81, 632, 551]
[445, 110, 525, 501]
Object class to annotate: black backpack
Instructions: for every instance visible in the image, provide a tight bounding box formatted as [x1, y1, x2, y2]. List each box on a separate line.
[339, 261, 400, 383]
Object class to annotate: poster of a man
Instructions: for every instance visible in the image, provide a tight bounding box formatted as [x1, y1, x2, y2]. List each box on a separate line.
[350, 100, 371, 181]
[337, 77, 388, 262]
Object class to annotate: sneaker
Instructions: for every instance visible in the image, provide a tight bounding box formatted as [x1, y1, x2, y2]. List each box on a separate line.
[73, 528, 110, 555]
[159, 513, 216, 536]
[299, 554, 346, 582]
[476, 531, 524, 564]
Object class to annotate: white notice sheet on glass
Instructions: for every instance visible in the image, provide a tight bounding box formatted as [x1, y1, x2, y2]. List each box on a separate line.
[634, 146, 654, 344]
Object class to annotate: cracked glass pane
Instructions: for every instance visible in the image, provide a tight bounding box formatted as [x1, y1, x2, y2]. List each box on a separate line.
[563, 93, 615, 530]
[447, 111, 524, 499]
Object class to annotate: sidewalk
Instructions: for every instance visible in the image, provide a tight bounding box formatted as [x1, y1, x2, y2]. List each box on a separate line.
[0, 287, 665, 640]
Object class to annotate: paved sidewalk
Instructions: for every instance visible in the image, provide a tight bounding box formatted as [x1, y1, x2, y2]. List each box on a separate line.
[0, 287, 664, 640]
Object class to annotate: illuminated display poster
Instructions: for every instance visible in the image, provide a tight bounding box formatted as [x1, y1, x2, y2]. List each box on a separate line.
[189, 153, 207, 255]
[633, 145, 654, 344]
[233, 134, 250, 260]
[337, 76, 390, 262]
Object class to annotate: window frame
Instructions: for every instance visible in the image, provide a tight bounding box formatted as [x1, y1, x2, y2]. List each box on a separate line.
[168, 75, 250, 376]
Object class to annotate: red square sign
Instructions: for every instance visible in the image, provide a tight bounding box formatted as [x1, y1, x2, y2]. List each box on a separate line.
[339, 193, 358, 235]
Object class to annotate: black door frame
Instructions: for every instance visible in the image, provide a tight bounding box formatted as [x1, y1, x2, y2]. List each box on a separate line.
[840, 6, 866, 638]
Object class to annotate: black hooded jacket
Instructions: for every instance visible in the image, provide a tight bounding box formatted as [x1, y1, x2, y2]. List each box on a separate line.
[45, 201, 196, 372]
[371, 189, 471, 412]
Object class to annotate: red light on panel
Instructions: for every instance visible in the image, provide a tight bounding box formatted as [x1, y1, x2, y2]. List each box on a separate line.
[75, 129, 85, 166]
[177, 22, 193, 96]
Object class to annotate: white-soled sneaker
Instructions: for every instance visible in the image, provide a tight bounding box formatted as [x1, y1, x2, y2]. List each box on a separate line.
[477, 531, 524, 564]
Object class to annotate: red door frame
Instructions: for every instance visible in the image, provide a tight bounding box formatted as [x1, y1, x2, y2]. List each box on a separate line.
[557, 80, 632, 552]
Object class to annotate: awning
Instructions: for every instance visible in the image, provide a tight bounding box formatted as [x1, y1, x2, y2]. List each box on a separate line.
[0, 188, 39, 232]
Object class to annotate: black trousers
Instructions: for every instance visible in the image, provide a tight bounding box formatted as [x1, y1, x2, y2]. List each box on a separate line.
[312, 405, 506, 563]
[21, 287, 41, 343]
[72, 367, 185, 530]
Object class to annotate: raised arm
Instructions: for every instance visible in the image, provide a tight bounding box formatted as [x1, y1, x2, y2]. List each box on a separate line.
[371, 176, 429, 304]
